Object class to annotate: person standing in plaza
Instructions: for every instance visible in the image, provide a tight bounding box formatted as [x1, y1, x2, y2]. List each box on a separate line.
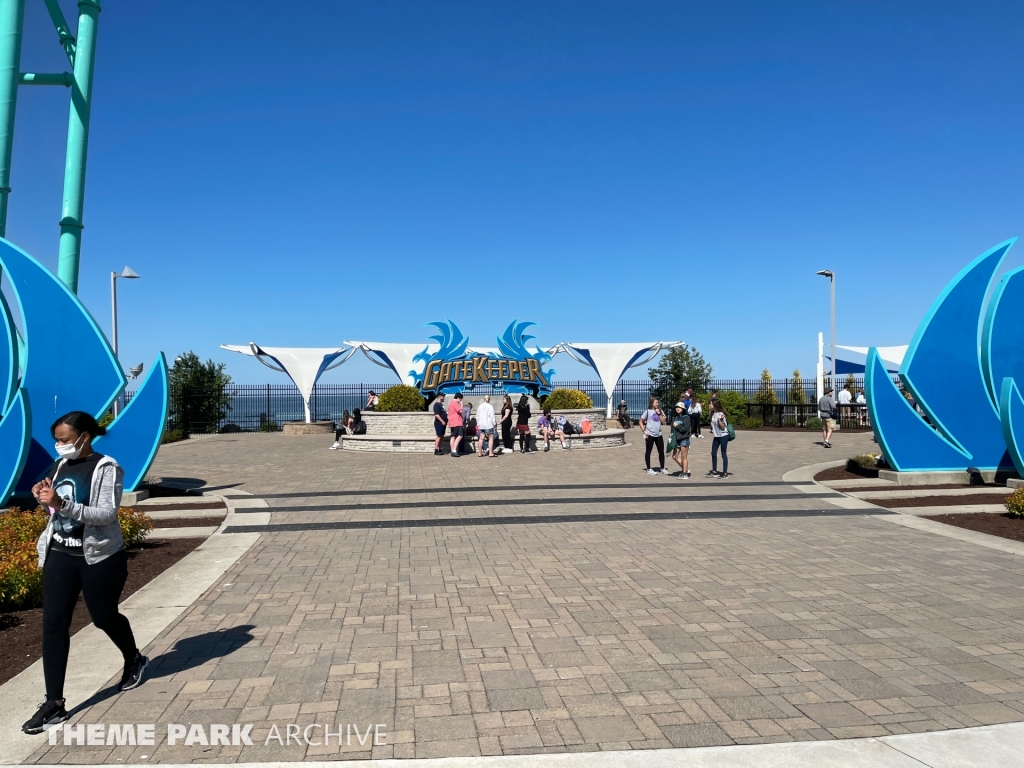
[669, 401, 692, 478]
[818, 385, 836, 448]
[516, 394, 534, 453]
[688, 395, 703, 439]
[500, 395, 515, 452]
[640, 397, 668, 475]
[708, 399, 730, 477]
[476, 395, 497, 457]
[22, 412, 148, 734]
[837, 384, 852, 426]
[448, 393, 465, 456]
[432, 394, 448, 455]
[856, 389, 867, 426]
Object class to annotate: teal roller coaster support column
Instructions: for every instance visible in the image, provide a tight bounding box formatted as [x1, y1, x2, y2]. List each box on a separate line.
[0, 0, 25, 238]
[57, 0, 101, 292]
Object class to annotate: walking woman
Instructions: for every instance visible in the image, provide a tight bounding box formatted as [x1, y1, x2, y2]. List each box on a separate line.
[640, 397, 668, 475]
[500, 395, 515, 452]
[669, 401, 692, 479]
[515, 394, 533, 453]
[23, 412, 147, 734]
[709, 399, 730, 478]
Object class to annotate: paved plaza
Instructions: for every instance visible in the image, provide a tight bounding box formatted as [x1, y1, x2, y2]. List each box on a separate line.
[24, 429, 1024, 763]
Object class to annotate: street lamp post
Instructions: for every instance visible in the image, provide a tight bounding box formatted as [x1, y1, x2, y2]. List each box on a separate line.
[816, 270, 835, 388]
[111, 266, 140, 414]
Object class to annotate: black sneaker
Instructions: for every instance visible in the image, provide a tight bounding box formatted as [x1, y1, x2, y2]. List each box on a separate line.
[706, 470, 719, 477]
[119, 652, 149, 691]
[22, 700, 68, 734]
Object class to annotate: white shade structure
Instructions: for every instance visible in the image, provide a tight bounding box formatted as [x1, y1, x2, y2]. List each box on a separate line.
[345, 341, 438, 386]
[834, 345, 907, 375]
[554, 342, 684, 415]
[221, 343, 355, 422]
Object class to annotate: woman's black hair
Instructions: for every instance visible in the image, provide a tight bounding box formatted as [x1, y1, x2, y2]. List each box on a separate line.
[51, 411, 106, 439]
[353, 408, 362, 421]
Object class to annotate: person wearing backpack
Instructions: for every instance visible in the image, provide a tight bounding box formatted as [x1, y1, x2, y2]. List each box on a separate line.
[668, 401, 692, 479]
[708, 399, 730, 478]
[640, 397, 668, 475]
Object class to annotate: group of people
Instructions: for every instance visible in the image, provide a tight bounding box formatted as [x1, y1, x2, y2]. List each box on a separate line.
[432, 393, 589, 457]
[637, 390, 731, 478]
[329, 408, 366, 449]
[816, 384, 868, 448]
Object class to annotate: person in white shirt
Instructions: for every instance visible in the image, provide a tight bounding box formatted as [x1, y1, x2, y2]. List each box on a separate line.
[476, 395, 497, 457]
[837, 386, 853, 426]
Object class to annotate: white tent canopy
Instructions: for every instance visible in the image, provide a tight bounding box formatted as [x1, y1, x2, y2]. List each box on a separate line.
[554, 342, 684, 415]
[221, 343, 355, 422]
[835, 345, 907, 375]
[345, 341, 438, 387]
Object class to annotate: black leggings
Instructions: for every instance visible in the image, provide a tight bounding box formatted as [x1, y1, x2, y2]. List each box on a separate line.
[691, 415, 702, 436]
[335, 428, 347, 440]
[43, 548, 137, 701]
[645, 435, 665, 469]
[501, 421, 514, 449]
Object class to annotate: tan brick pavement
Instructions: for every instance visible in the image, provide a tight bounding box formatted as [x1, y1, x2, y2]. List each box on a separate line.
[28, 430, 1024, 762]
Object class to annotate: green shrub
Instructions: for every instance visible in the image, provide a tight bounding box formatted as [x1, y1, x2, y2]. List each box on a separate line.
[0, 507, 153, 610]
[807, 416, 822, 430]
[1006, 488, 1024, 519]
[739, 416, 764, 429]
[377, 384, 426, 412]
[715, 390, 747, 425]
[542, 388, 594, 410]
[98, 411, 115, 429]
[848, 453, 878, 470]
[162, 429, 187, 443]
[258, 419, 281, 432]
[118, 507, 154, 548]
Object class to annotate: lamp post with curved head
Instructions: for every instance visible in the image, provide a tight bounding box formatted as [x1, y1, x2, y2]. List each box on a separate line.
[111, 265, 139, 414]
[816, 269, 835, 385]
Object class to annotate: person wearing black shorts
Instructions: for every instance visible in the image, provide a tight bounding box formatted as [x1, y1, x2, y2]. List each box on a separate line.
[515, 395, 534, 453]
[432, 394, 448, 455]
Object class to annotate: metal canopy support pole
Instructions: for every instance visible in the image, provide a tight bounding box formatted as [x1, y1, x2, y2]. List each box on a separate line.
[0, 0, 25, 238]
[57, 0, 101, 292]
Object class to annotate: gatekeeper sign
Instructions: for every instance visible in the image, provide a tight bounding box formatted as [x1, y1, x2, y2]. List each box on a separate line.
[412, 319, 555, 398]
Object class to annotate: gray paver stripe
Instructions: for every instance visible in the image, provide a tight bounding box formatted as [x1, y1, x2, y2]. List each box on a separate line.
[223, 506, 887, 532]
[256, 480, 816, 498]
[255, 491, 834, 513]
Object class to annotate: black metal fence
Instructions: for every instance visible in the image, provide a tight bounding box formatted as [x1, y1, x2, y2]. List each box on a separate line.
[745, 403, 869, 430]
[159, 375, 888, 436]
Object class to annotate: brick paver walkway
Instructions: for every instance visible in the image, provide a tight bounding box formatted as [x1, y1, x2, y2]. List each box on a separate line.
[29, 429, 1024, 762]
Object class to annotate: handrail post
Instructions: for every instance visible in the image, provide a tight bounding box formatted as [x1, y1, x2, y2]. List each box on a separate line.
[0, 0, 25, 238]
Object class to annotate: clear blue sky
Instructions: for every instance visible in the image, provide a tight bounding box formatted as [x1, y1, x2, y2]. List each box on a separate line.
[5, 0, 1022, 384]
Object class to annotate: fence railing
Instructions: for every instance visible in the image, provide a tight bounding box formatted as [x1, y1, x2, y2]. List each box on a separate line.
[745, 403, 869, 430]
[159, 376, 891, 436]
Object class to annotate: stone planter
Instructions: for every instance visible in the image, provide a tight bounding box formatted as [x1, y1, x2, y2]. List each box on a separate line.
[283, 420, 334, 435]
[361, 411, 437, 435]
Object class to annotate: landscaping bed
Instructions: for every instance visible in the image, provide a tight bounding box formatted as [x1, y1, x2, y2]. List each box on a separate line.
[875, 494, 1011, 508]
[925, 513, 1024, 543]
[835, 483, 1005, 493]
[150, 517, 225, 528]
[815, 464, 880, 481]
[0, 537, 205, 685]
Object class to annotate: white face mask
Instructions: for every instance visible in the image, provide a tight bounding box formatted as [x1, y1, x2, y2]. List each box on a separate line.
[55, 434, 85, 460]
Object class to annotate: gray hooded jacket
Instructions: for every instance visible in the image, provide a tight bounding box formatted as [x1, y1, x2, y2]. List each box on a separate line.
[36, 455, 125, 567]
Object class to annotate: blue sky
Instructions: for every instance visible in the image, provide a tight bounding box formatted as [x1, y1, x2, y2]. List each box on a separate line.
[5, 0, 1022, 383]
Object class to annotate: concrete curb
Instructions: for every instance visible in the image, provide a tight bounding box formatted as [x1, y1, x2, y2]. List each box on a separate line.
[789, 459, 1024, 556]
[20, 721, 1024, 767]
[0, 489, 265, 765]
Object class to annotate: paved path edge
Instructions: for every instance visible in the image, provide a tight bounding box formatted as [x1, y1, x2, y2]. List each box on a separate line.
[0, 491, 263, 765]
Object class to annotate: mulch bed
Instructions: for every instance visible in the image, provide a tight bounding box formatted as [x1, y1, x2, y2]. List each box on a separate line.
[151, 517, 225, 528]
[875, 494, 1010, 508]
[815, 464, 880, 481]
[925, 513, 1024, 542]
[835, 483, 1005, 493]
[0, 537, 206, 686]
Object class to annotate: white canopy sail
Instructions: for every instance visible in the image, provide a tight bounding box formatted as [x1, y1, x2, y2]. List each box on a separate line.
[555, 342, 684, 415]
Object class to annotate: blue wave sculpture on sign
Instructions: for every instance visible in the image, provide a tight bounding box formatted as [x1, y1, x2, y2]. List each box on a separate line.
[0, 238, 168, 501]
[867, 238, 1018, 473]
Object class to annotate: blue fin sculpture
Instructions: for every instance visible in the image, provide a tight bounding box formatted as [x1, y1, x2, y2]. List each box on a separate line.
[865, 348, 970, 471]
[876, 239, 1015, 471]
[1000, 379, 1024, 477]
[94, 354, 169, 491]
[983, 264, 1024, 405]
[0, 390, 31, 503]
[0, 238, 125, 489]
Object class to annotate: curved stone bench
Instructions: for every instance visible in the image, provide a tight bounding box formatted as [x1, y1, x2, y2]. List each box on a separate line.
[341, 429, 627, 452]
[360, 408, 607, 436]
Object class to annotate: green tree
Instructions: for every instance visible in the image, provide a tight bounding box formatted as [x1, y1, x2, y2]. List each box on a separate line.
[169, 351, 233, 435]
[753, 368, 779, 405]
[844, 372, 857, 395]
[789, 369, 807, 404]
[648, 345, 713, 407]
